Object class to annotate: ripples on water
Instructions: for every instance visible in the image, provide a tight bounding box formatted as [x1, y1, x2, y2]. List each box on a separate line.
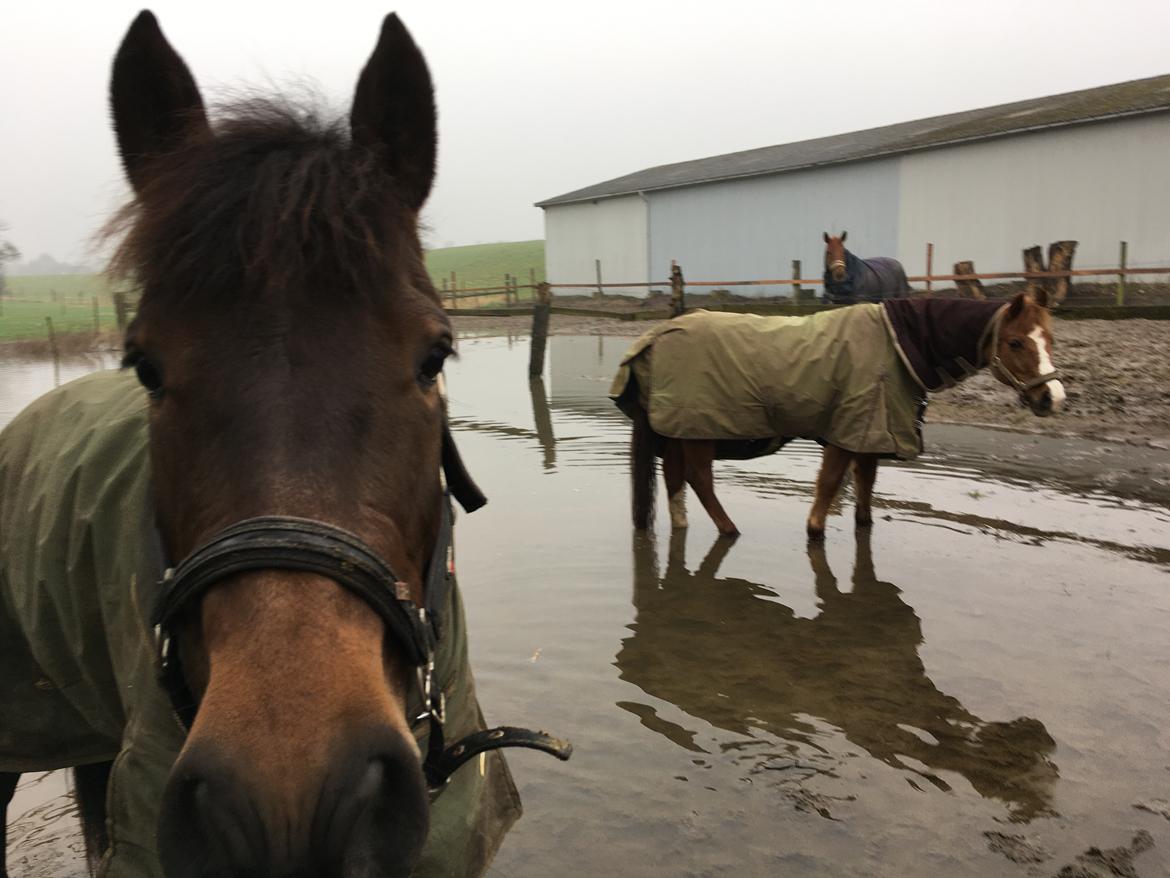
[4, 337, 1169, 877]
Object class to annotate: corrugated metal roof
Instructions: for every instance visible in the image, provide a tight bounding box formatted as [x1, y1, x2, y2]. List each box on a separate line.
[536, 74, 1170, 207]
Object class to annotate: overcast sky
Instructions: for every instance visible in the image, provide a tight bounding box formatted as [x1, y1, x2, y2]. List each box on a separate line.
[1, 0, 1167, 264]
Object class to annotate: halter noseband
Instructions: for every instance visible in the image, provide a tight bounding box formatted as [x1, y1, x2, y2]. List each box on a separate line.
[151, 435, 571, 794]
[983, 305, 1062, 394]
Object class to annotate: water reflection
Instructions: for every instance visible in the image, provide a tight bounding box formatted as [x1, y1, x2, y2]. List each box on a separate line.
[528, 377, 556, 470]
[617, 531, 1058, 821]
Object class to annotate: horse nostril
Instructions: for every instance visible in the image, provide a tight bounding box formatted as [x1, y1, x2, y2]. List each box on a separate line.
[158, 753, 263, 878]
[319, 733, 430, 877]
[1040, 389, 1052, 409]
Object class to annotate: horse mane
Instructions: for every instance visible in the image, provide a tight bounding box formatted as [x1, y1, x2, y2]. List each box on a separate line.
[106, 96, 429, 306]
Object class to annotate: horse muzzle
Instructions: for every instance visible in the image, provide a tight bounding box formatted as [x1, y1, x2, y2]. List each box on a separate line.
[1020, 379, 1065, 417]
[158, 729, 429, 878]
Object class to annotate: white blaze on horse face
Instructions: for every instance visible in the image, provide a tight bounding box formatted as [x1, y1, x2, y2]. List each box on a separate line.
[669, 488, 688, 530]
[1028, 327, 1065, 411]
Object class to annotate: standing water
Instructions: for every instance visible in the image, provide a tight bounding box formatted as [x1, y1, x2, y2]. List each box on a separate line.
[3, 337, 1169, 877]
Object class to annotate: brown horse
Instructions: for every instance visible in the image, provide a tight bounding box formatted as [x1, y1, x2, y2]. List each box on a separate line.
[619, 290, 1064, 540]
[1, 11, 568, 878]
[822, 230, 910, 303]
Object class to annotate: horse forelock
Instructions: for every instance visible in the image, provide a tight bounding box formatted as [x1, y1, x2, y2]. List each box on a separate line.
[105, 96, 433, 310]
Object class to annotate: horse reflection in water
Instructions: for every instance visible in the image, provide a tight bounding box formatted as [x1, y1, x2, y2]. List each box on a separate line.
[617, 532, 1057, 821]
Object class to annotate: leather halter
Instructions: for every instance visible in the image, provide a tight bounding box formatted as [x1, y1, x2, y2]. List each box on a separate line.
[983, 305, 1062, 394]
[151, 425, 571, 794]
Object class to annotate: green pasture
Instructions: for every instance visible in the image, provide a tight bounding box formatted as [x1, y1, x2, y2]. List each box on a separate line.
[0, 275, 128, 341]
[0, 240, 547, 339]
[425, 240, 545, 296]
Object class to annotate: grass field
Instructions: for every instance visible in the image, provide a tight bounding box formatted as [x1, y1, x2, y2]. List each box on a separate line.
[425, 240, 544, 295]
[0, 274, 125, 341]
[0, 240, 546, 341]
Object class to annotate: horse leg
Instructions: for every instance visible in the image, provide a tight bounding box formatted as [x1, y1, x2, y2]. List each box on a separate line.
[851, 454, 880, 528]
[1, 772, 19, 878]
[683, 440, 739, 537]
[807, 445, 854, 541]
[663, 439, 687, 530]
[74, 761, 112, 876]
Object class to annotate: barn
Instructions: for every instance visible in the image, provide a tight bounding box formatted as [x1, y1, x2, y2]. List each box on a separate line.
[536, 74, 1170, 295]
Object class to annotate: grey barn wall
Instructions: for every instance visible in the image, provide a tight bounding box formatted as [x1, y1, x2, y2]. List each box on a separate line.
[541, 112, 1170, 296]
[897, 114, 1170, 282]
[543, 195, 649, 294]
[646, 158, 901, 295]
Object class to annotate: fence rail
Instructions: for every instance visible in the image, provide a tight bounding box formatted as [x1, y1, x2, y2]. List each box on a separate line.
[541, 264, 1170, 292]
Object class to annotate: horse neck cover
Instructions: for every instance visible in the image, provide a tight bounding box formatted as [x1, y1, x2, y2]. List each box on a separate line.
[881, 298, 1006, 392]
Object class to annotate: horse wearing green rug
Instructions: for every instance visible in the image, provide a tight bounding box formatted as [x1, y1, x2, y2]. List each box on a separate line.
[611, 293, 1064, 539]
[1, 13, 568, 878]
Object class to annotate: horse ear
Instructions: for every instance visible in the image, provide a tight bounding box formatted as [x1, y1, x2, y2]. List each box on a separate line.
[350, 14, 436, 212]
[110, 11, 209, 193]
[823, 232, 830, 243]
[841, 230, 847, 242]
[1007, 291, 1027, 319]
[1030, 284, 1051, 310]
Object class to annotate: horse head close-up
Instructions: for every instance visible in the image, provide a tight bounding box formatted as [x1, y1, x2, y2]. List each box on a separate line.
[0, 11, 568, 878]
[116, 12, 447, 874]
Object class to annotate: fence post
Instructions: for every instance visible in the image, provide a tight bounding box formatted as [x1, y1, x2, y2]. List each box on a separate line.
[953, 261, 986, 299]
[1046, 240, 1077, 305]
[594, 259, 603, 299]
[450, 271, 458, 310]
[92, 297, 100, 334]
[46, 316, 61, 380]
[1116, 241, 1128, 306]
[528, 282, 552, 378]
[925, 243, 934, 295]
[791, 259, 804, 301]
[1022, 245, 1046, 298]
[669, 260, 686, 317]
[113, 292, 128, 331]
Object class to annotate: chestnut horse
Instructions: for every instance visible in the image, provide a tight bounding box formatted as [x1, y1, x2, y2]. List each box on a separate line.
[0, 12, 568, 878]
[823, 231, 910, 303]
[626, 291, 1064, 540]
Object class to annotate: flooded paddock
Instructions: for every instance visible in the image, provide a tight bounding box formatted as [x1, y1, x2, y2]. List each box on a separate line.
[4, 336, 1170, 877]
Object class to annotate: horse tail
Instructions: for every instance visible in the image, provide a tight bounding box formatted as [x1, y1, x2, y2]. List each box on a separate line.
[73, 760, 112, 876]
[631, 398, 658, 530]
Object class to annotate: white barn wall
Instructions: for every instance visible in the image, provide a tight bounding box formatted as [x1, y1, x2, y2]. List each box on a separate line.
[897, 115, 1170, 281]
[646, 158, 901, 296]
[542, 113, 1170, 297]
[543, 195, 649, 294]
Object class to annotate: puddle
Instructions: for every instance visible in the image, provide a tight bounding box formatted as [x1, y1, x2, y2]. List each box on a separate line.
[4, 336, 1170, 877]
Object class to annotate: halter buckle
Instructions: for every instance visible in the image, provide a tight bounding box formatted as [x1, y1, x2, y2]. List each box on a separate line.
[415, 659, 444, 726]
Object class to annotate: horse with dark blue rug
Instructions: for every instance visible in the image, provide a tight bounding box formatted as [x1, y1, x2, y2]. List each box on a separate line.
[823, 231, 909, 303]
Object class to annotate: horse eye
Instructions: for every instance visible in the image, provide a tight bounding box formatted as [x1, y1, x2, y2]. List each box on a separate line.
[418, 345, 450, 386]
[1007, 339, 1025, 351]
[134, 358, 165, 398]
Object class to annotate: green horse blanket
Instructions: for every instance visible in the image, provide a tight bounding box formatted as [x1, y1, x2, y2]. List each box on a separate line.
[0, 370, 519, 877]
[610, 305, 926, 460]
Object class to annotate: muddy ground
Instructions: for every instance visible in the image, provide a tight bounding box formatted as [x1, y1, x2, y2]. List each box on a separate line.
[453, 313, 1170, 447]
